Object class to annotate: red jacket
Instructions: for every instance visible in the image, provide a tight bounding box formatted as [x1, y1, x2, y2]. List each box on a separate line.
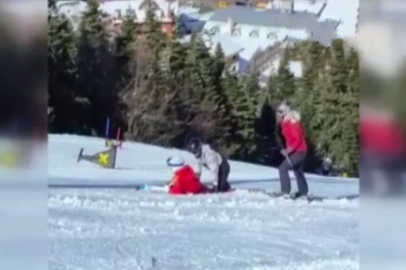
[360, 114, 405, 155]
[280, 112, 307, 152]
[169, 165, 208, 195]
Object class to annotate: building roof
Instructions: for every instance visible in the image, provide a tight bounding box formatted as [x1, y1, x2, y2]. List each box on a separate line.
[318, 0, 359, 38]
[207, 6, 338, 45]
[282, 0, 327, 15]
[201, 32, 282, 60]
[204, 35, 245, 57]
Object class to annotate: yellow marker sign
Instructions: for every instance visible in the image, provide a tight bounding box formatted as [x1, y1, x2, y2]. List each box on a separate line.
[257, 2, 267, 9]
[98, 153, 109, 166]
[0, 151, 18, 168]
[218, 1, 228, 8]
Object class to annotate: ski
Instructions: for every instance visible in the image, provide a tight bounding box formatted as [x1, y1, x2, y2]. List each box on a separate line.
[135, 184, 168, 192]
[236, 188, 332, 203]
[133, 184, 357, 203]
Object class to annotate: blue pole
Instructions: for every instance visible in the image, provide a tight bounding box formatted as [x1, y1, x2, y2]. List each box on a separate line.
[105, 118, 110, 139]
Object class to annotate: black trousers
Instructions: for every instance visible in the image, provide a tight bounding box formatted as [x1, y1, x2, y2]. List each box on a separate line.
[278, 151, 308, 195]
[213, 158, 231, 192]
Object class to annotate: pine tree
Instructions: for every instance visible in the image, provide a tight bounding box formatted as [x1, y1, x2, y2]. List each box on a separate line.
[338, 46, 359, 176]
[159, 79, 196, 147]
[184, 35, 222, 142]
[115, 8, 137, 82]
[236, 72, 261, 159]
[312, 64, 334, 157]
[242, 71, 261, 109]
[296, 41, 324, 127]
[154, 17, 194, 147]
[76, 0, 116, 135]
[329, 39, 347, 94]
[266, 74, 277, 102]
[48, 0, 57, 15]
[253, 92, 280, 166]
[264, 75, 283, 152]
[113, 8, 138, 132]
[324, 39, 349, 172]
[167, 15, 186, 77]
[125, 3, 180, 145]
[295, 41, 325, 171]
[212, 43, 225, 84]
[48, 3, 79, 132]
[186, 35, 215, 94]
[317, 39, 358, 176]
[393, 60, 406, 135]
[274, 49, 296, 103]
[209, 44, 234, 148]
[144, 1, 166, 69]
[221, 71, 243, 154]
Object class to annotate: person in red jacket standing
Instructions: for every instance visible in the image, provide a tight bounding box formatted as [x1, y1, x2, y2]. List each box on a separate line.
[360, 102, 405, 196]
[276, 101, 309, 199]
[166, 156, 208, 195]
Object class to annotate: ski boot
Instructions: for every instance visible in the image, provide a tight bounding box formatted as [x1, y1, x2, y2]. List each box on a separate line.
[270, 191, 290, 199]
[289, 192, 308, 200]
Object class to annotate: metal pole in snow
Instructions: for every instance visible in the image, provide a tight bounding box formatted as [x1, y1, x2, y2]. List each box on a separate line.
[105, 118, 110, 146]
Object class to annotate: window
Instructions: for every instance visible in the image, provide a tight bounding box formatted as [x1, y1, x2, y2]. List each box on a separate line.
[249, 31, 259, 37]
[210, 27, 219, 34]
[139, 0, 159, 11]
[267, 32, 277, 39]
[231, 29, 241, 36]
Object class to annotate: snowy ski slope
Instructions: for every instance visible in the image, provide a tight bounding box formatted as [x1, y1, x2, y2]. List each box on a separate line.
[48, 134, 359, 270]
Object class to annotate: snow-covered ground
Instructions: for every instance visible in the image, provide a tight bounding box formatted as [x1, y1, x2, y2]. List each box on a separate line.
[48, 134, 359, 270]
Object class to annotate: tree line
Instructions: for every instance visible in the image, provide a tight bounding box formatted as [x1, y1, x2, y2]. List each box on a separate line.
[48, 0, 359, 177]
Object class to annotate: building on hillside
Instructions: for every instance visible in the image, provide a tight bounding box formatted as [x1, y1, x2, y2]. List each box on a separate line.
[317, 0, 359, 38]
[103, 0, 178, 36]
[202, 34, 244, 72]
[178, 0, 270, 9]
[178, 34, 242, 72]
[258, 59, 303, 87]
[198, 30, 287, 75]
[55, 0, 88, 27]
[179, 7, 215, 34]
[199, 5, 337, 81]
[245, 41, 285, 74]
[265, 0, 327, 16]
[266, 0, 359, 38]
[56, 0, 191, 37]
[179, 0, 360, 38]
[204, 6, 338, 46]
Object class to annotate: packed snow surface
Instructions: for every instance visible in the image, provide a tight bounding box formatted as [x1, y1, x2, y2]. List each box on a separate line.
[48, 134, 359, 270]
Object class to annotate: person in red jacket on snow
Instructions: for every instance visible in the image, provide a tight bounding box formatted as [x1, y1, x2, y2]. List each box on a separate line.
[276, 101, 309, 199]
[166, 156, 208, 195]
[360, 101, 405, 196]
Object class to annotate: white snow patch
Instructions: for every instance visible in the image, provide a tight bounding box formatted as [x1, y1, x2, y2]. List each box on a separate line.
[48, 134, 358, 270]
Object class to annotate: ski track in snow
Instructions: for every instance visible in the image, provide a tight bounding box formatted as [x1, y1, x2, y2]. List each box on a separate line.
[48, 188, 358, 270]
